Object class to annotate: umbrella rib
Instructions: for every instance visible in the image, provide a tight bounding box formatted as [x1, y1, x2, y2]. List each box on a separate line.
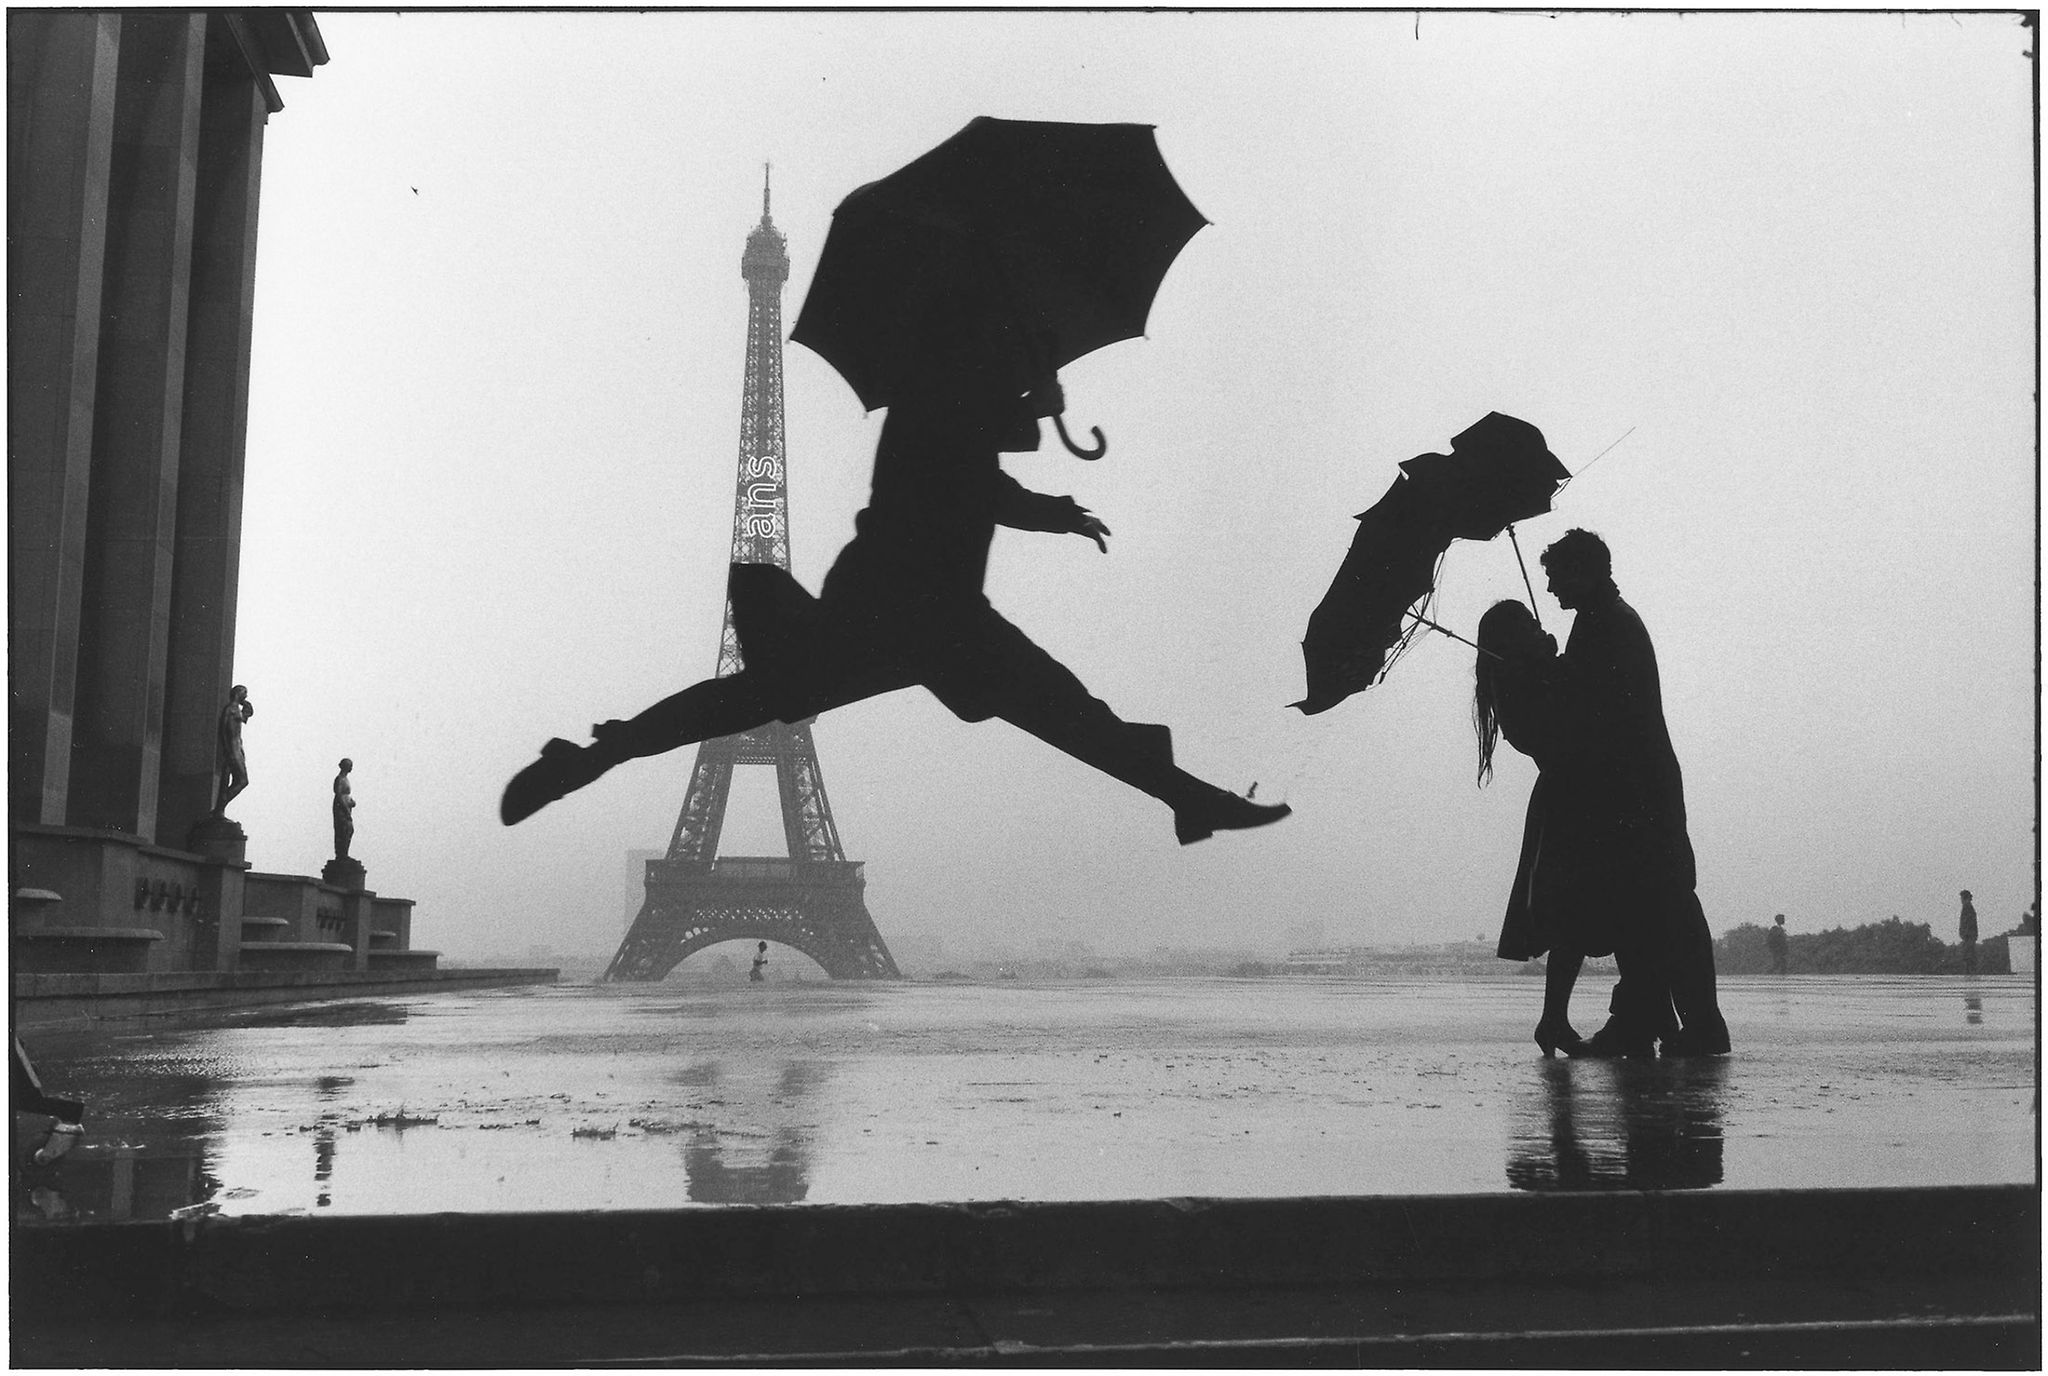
[1506, 525, 1542, 631]
[1406, 609, 1501, 660]
[1558, 424, 1636, 491]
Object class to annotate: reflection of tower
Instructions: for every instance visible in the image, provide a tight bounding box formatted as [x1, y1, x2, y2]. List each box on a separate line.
[605, 172, 897, 983]
[685, 1128, 811, 1204]
[676, 1060, 821, 1204]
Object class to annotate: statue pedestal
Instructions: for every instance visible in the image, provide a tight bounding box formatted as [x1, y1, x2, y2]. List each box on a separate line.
[321, 857, 366, 890]
[187, 815, 248, 864]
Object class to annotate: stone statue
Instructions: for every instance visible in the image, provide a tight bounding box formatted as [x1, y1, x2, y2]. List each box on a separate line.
[214, 685, 253, 814]
[332, 758, 355, 860]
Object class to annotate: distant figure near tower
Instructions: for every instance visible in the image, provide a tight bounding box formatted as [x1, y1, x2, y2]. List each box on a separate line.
[1767, 914, 1788, 975]
[750, 941, 769, 982]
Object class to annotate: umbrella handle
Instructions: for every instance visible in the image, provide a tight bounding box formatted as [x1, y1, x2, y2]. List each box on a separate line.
[1053, 413, 1107, 460]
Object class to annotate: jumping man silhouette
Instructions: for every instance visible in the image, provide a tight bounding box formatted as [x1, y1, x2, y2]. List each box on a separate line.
[502, 355, 1289, 848]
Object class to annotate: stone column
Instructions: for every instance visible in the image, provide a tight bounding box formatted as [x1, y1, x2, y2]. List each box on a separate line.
[158, 60, 268, 848]
[66, 12, 205, 837]
[7, 13, 121, 826]
[188, 860, 246, 972]
[340, 888, 374, 971]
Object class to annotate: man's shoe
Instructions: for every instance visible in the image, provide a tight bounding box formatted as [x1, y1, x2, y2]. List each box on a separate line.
[501, 738, 612, 826]
[1173, 787, 1291, 845]
[1661, 1022, 1733, 1057]
[1572, 1023, 1658, 1059]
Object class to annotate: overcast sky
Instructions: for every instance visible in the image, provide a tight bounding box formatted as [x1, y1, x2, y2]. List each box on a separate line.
[231, 10, 2035, 968]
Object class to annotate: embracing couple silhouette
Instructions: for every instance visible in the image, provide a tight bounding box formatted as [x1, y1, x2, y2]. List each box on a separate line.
[1474, 529, 1731, 1059]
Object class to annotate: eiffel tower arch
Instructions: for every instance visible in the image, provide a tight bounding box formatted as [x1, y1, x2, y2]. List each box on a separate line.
[606, 171, 898, 984]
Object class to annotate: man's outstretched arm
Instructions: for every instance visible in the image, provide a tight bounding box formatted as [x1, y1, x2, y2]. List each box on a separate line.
[991, 471, 1112, 552]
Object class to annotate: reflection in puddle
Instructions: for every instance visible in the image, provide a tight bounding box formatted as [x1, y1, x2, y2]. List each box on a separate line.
[18, 1146, 219, 1223]
[15, 1049, 832, 1220]
[686, 1129, 810, 1203]
[11, 979, 2033, 1218]
[675, 1060, 824, 1203]
[1506, 1058, 1728, 1192]
[313, 1126, 337, 1208]
[15, 1051, 229, 1223]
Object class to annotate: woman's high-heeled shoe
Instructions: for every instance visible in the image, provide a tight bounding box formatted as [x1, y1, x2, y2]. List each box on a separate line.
[1533, 1017, 1585, 1058]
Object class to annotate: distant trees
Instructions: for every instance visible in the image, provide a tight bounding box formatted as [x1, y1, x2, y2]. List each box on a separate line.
[1716, 916, 2011, 975]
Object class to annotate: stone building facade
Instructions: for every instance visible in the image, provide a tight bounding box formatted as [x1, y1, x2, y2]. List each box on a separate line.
[9, 12, 444, 989]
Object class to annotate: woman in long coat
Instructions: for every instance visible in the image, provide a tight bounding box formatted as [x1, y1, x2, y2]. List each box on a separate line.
[1474, 599, 1607, 1055]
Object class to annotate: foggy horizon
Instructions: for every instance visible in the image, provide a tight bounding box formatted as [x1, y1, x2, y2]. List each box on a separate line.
[225, 11, 2035, 969]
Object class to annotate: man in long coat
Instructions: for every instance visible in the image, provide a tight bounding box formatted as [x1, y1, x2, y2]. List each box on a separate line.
[1541, 529, 1730, 1056]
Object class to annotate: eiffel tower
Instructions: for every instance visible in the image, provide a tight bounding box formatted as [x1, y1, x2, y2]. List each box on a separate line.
[604, 172, 898, 983]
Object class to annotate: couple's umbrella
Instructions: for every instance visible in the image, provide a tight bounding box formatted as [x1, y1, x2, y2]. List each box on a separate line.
[1294, 413, 1571, 715]
[791, 117, 1207, 457]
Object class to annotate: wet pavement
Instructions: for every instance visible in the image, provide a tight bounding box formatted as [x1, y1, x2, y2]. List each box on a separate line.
[12, 975, 2035, 1223]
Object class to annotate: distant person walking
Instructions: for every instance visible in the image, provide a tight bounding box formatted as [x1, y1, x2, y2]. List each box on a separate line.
[1958, 890, 1978, 975]
[1767, 914, 1789, 975]
[1541, 529, 1729, 1058]
[749, 941, 769, 983]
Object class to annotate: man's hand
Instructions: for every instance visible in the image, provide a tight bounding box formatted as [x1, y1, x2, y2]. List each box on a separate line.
[1027, 377, 1065, 419]
[1073, 506, 1111, 553]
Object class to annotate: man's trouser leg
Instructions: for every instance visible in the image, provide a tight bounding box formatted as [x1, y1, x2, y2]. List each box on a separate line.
[924, 608, 1200, 807]
[1605, 891, 1683, 1044]
[1668, 892, 1729, 1038]
[1606, 943, 1679, 1043]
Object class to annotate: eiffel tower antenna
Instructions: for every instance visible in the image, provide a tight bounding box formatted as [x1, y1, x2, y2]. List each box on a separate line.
[604, 180, 898, 982]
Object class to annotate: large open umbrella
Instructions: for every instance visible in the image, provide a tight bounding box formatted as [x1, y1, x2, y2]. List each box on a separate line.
[1294, 413, 1571, 715]
[790, 117, 1207, 458]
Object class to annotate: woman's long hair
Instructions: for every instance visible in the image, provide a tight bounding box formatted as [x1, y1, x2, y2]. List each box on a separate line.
[1472, 600, 1540, 787]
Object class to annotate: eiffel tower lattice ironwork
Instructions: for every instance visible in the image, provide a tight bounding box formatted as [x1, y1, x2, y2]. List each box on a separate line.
[605, 172, 898, 983]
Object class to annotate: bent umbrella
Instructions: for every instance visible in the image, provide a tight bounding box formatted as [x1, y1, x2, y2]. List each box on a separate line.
[1294, 412, 1571, 715]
